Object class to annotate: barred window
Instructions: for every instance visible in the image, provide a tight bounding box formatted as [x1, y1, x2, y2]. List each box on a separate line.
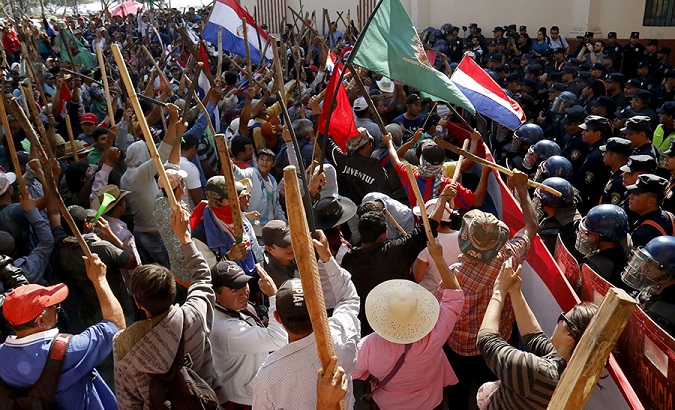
[644, 0, 675, 26]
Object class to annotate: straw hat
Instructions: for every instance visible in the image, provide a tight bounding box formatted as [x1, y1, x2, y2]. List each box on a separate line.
[366, 279, 440, 344]
[91, 184, 130, 215]
[59, 140, 93, 160]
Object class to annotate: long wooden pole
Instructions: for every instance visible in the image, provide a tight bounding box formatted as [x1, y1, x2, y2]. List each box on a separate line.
[213, 134, 244, 242]
[6, 98, 92, 257]
[0, 99, 25, 190]
[242, 18, 254, 84]
[433, 137, 563, 197]
[20, 80, 53, 156]
[96, 44, 116, 126]
[217, 26, 223, 78]
[64, 115, 79, 162]
[283, 165, 342, 409]
[347, 63, 386, 134]
[110, 44, 179, 212]
[405, 164, 435, 243]
[547, 288, 636, 409]
[180, 63, 202, 124]
[384, 208, 406, 235]
[183, 76, 216, 136]
[141, 45, 172, 91]
[178, 27, 217, 88]
[451, 139, 470, 184]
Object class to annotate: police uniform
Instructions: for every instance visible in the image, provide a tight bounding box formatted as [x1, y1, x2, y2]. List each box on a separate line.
[642, 284, 675, 337]
[605, 33, 623, 69]
[574, 117, 610, 214]
[662, 140, 675, 214]
[622, 115, 660, 159]
[626, 174, 675, 247]
[599, 137, 632, 205]
[585, 246, 632, 292]
[622, 33, 646, 78]
[619, 155, 659, 226]
[558, 106, 587, 176]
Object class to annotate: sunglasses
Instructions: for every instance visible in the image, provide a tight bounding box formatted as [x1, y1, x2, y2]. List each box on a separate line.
[558, 312, 577, 337]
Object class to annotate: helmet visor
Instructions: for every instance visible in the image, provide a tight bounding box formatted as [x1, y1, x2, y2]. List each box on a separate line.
[621, 248, 675, 290]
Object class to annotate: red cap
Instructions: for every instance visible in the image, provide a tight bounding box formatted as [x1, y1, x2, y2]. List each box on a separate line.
[3, 284, 68, 326]
[80, 113, 98, 125]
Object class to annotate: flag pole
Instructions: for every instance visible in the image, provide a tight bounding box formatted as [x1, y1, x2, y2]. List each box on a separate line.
[346, 63, 387, 135]
[276, 91, 316, 234]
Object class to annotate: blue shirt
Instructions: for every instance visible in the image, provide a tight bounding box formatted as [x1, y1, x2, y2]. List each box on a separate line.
[0, 321, 119, 410]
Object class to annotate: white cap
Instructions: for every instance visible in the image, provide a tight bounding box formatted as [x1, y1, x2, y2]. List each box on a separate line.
[353, 96, 368, 112]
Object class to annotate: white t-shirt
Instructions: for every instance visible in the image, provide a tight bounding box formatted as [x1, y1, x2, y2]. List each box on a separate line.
[416, 231, 461, 292]
[179, 156, 203, 210]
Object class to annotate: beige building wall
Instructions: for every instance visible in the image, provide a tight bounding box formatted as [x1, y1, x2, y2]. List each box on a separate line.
[240, 0, 675, 39]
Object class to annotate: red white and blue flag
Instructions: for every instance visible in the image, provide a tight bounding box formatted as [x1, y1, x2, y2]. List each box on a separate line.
[450, 56, 525, 130]
[202, 0, 274, 63]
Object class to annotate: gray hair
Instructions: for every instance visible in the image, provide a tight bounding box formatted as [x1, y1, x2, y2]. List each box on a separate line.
[292, 118, 314, 140]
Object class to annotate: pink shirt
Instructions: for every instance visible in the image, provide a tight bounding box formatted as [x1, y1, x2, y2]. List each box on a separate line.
[354, 288, 465, 410]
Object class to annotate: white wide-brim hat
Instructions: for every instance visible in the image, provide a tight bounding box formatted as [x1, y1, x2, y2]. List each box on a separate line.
[366, 279, 440, 344]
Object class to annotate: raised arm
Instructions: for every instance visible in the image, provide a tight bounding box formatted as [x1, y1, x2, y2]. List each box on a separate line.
[84, 253, 126, 331]
[512, 169, 538, 242]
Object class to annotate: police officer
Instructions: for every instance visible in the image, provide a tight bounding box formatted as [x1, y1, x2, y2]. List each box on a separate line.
[520, 140, 561, 176]
[600, 137, 632, 205]
[535, 177, 581, 254]
[574, 115, 612, 214]
[505, 123, 543, 170]
[661, 139, 675, 213]
[558, 105, 587, 175]
[626, 173, 675, 247]
[612, 106, 636, 138]
[627, 89, 658, 129]
[605, 73, 629, 110]
[654, 47, 672, 83]
[636, 61, 657, 91]
[621, 115, 659, 159]
[534, 155, 574, 182]
[652, 71, 675, 118]
[621, 236, 675, 337]
[576, 204, 631, 291]
[619, 155, 658, 225]
[605, 32, 623, 70]
[622, 32, 645, 78]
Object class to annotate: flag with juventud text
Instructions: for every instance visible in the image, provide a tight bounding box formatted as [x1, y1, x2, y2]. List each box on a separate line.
[451, 56, 526, 130]
[348, 0, 474, 113]
[318, 63, 359, 152]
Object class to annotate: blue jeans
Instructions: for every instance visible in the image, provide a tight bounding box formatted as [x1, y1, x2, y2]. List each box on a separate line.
[134, 230, 170, 268]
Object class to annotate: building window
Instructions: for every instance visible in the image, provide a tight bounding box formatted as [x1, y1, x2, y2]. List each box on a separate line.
[644, 0, 675, 26]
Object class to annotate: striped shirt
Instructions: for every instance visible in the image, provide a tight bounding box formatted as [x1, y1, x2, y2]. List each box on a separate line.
[477, 330, 562, 410]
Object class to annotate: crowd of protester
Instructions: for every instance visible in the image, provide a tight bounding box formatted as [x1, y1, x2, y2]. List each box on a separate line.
[0, 5, 673, 410]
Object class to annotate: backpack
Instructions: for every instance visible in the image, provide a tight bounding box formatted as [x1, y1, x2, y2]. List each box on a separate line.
[148, 319, 219, 410]
[0, 333, 72, 409]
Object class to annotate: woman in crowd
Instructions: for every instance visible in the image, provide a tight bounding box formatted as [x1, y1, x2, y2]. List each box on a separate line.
[476, 257, 598, 409]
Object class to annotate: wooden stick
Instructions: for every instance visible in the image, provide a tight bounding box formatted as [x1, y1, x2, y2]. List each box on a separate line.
[405, 164, 435, 243]
[242, 18, 255, 84]
[217, 26, 223, 78]
[433, 137, 563, 197]
[547, 288, 636, 409]
[141, 45, 172, 91]
[20, 80, 52, 156]
[283, 165, 341, 408]
[451, 139, 470, 184]
[7, 98, 92, 257]
[183, 76, 216, 136]
[96, 44, 116, 127]
[446, 103, 473, 131]
[213, 134, 244, 241]
[347, 63, 386, 134]
[180, 63, 202, 125]
[384, 208, 406, 235]
[64, 115, 79, 162]
[178, 27, 217, 88]
[110, 44, 179, 213]
[61, 67, 103, 86]
[0, 98, 25, 191]
[222, 52, 269, 92]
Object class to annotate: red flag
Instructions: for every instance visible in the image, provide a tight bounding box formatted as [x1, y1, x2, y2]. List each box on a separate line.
[57, 82, 72, 115]
[318, 64, 359, 152]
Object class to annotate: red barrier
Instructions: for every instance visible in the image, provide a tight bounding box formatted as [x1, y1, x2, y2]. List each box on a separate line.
[581, 264, 675, 410]
[554, 235, 581, 293]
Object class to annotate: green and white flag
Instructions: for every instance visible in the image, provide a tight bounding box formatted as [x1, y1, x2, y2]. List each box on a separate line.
[348, 0, 474, 113]
[57, 23, 95, 69]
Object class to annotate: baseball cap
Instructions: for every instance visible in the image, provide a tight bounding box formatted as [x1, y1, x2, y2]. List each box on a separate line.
[621, 115, 652, 135]
[628, 89, 652, 102]
[406, 93, 422, 104]
[647, 39, 659, 46]
[626, 174, 668, 195]
[665, 70, 675, 79]
[664, 138, 675, 156]
[615, 107, 636, 121]
[605, 73, 625, 83]
[211, 261, 254, 289]
[80, 112, 98, 124]
[578, 115, 610, 131]
[547, 83, 567, 93]
[493, 26, 504, 33]
[261, 220, 292, 248]
[656, 101, 675, 116]
[458, 209, 509, 262]
[599, 137, 632, 156]
[353, 96, 368, 112]
[0, 171, 16, 196]
[630, 32, 640, 39]
[158, 166, 188, 191]
[620, 155, 658, 173]
[413, 198, 455, 222]
[563, 105, 586, 123]
[68, 205, 96, 225]
[276, 278, 309, 321]
[421, 141, 446, 165]
[607, 32, 617, 38]
[347, 127, 374, 152]
[204, 176, 251, 207]
[3, 283, 69, 326]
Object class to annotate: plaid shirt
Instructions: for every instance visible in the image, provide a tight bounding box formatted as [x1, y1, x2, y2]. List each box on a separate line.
[447, 231, 531, 356]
